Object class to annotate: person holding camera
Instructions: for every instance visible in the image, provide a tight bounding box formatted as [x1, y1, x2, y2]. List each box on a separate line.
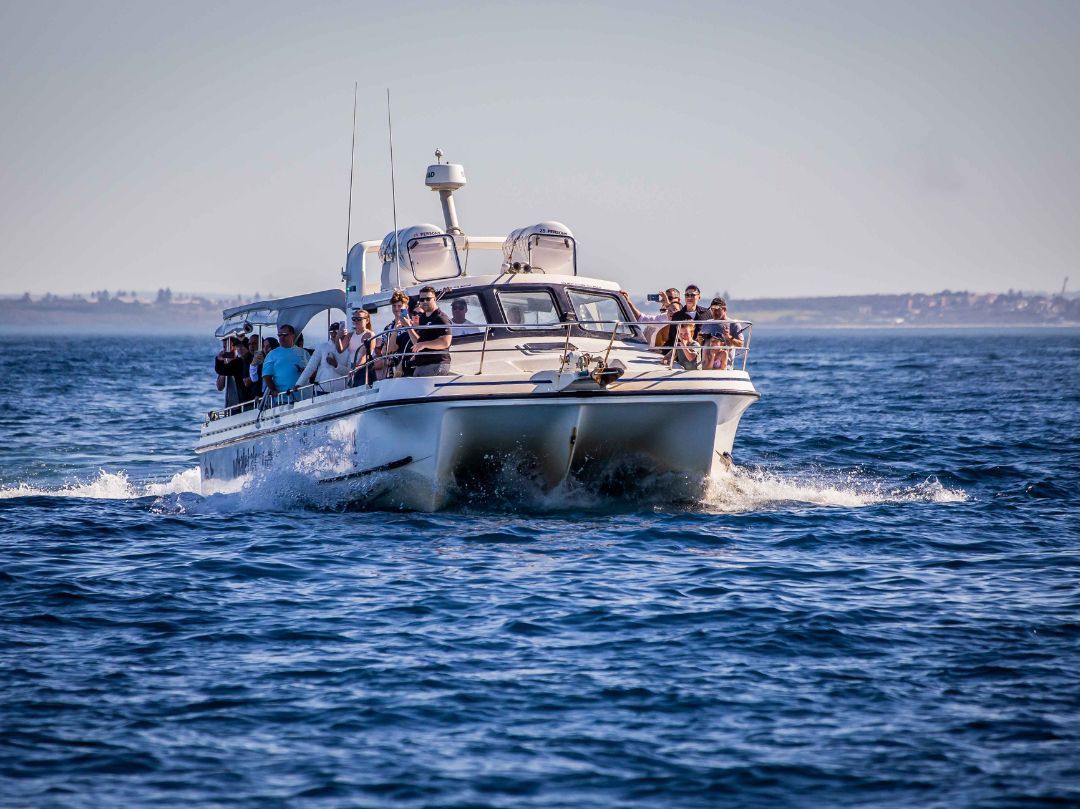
[620, 288, 683, 349]
[296, 321, 352, 393]
[662, 284, 709, 362]
[400, 285, 453, 377]
[700, 297, 744, 370]
[378, 290, 414, 378]
[214, 335, 253, 408]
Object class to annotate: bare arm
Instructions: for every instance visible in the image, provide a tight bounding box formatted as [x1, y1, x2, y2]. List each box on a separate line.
[619, 290, 644, 321]
[414, 334, 452, 351]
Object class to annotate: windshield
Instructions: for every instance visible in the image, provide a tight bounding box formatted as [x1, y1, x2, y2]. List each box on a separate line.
[566, 289, 633, 336]
[496, 289, 561, 329]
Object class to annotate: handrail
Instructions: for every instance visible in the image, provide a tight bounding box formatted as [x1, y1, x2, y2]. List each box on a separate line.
[205, 318, 753, 423]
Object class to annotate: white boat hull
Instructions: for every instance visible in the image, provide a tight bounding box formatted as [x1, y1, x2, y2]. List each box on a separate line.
[197, 373, 758, 511]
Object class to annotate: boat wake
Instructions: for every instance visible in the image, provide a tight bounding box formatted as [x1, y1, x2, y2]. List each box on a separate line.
[0, 468, 202, 501]
[0, 463, 968, 515]
[701, 466, 968, 513]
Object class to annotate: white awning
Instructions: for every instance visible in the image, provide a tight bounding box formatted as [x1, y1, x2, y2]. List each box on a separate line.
[215, 289, 346, 338]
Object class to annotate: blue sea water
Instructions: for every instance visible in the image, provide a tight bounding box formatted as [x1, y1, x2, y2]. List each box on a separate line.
[1, 330, 1078, 807]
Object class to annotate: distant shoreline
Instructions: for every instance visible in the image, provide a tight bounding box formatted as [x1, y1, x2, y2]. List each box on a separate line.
[0, 288, 1076, 335]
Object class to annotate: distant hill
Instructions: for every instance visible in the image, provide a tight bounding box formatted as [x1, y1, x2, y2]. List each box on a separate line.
[0, 292, 238, 335]
[1, 288, 1077, 335]
[633, 290, 1079, 327]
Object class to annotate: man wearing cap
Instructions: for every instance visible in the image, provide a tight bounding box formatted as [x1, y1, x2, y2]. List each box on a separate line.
[296, 321, 353, 393]
[700, 297, 744, 370]
[447, 297, 483, 336]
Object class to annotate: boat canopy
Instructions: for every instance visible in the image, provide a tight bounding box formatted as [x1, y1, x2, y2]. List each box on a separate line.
[215, 289, 346, 338]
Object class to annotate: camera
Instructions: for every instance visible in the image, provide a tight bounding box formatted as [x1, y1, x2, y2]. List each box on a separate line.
[647, 293, 662, 302]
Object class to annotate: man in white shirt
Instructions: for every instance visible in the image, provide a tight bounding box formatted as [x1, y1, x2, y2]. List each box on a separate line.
[297, 322, 352, 393]
[448, 298, 483, 336]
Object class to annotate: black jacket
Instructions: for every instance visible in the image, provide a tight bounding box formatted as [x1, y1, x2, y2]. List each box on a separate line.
[665, 305, 710, 347]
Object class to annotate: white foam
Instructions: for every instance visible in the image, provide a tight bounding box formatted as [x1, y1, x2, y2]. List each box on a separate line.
[0, 468, 202, 501]
[702, 467, 969, 514]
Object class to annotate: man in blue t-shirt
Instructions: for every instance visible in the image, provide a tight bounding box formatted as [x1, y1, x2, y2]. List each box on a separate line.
[261, 324, 309, 395]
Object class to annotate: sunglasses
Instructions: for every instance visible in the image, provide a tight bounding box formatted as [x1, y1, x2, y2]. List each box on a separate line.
[419, 296, 436, 302]
[685, 292, 700, 297]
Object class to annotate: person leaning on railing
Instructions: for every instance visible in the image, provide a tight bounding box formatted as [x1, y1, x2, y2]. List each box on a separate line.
[663, 284, 709, 362]
[699, 297, 744, 370]
[249, 336, 277, 398]
[402, 285, 453, 377]
[669, 322, 703, 370]
[347, 309, 376, 386]
[379, 289, 413, 378]
[261, 325, 308, 398]
[296, 321, 351, 393]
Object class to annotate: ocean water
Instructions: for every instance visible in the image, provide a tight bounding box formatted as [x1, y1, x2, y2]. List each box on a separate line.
[1, 330, 1077, 807]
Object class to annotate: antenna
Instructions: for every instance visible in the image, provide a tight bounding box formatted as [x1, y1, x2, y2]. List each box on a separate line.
[343, 82, 358, 281]
[386, 88, 401, 290]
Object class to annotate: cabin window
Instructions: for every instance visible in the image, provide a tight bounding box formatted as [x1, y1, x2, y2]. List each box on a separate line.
[567, 289, 633, 336]
[407, 234, 463, 281]
[495, 289, 561, 329]
[442, 293, 486, 338]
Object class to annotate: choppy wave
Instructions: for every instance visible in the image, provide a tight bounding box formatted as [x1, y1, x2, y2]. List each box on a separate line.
[2, 331, 1077, 807]
[0, 463, 968, 515]
[0, 468, 201, 501]
[703, 467, 969, 513]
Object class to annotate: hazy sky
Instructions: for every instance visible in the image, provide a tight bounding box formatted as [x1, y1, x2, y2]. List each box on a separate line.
[1, 0, 1077, 299]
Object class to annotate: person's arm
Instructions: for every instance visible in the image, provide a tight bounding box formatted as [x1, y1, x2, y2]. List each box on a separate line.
[414, 332, 452, 351]
[414, 315, 452, 351]
[261, 354, 280, 395]
[216, 375, 226, 391]
[726, 322, 745, 347]
[296, 347, 321, 387]
[404, 314, 422, 345]
[215, 352, 241, 376]
[619, 290, 644, 321]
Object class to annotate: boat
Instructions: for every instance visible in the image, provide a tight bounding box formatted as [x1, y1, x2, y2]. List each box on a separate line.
[196, 154, 759, 510]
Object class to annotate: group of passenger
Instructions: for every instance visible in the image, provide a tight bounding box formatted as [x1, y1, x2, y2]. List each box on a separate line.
[214, 282, 743, 409]
[621, 284, 744, 370]
[213, 286, 456, 409]
[214, 332, 281, 408]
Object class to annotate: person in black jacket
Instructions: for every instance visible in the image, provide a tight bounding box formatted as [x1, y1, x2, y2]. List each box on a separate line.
[214, 336, 253, 408]
[664, 284, 709, 362]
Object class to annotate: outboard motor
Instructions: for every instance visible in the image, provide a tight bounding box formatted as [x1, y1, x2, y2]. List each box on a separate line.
[502, 221, 577, 275]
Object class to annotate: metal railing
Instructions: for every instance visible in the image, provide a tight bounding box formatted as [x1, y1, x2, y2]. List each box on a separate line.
[205, 318, 752, 423]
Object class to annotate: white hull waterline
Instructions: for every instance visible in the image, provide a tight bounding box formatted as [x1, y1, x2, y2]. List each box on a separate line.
[198, 367, 757, 510]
